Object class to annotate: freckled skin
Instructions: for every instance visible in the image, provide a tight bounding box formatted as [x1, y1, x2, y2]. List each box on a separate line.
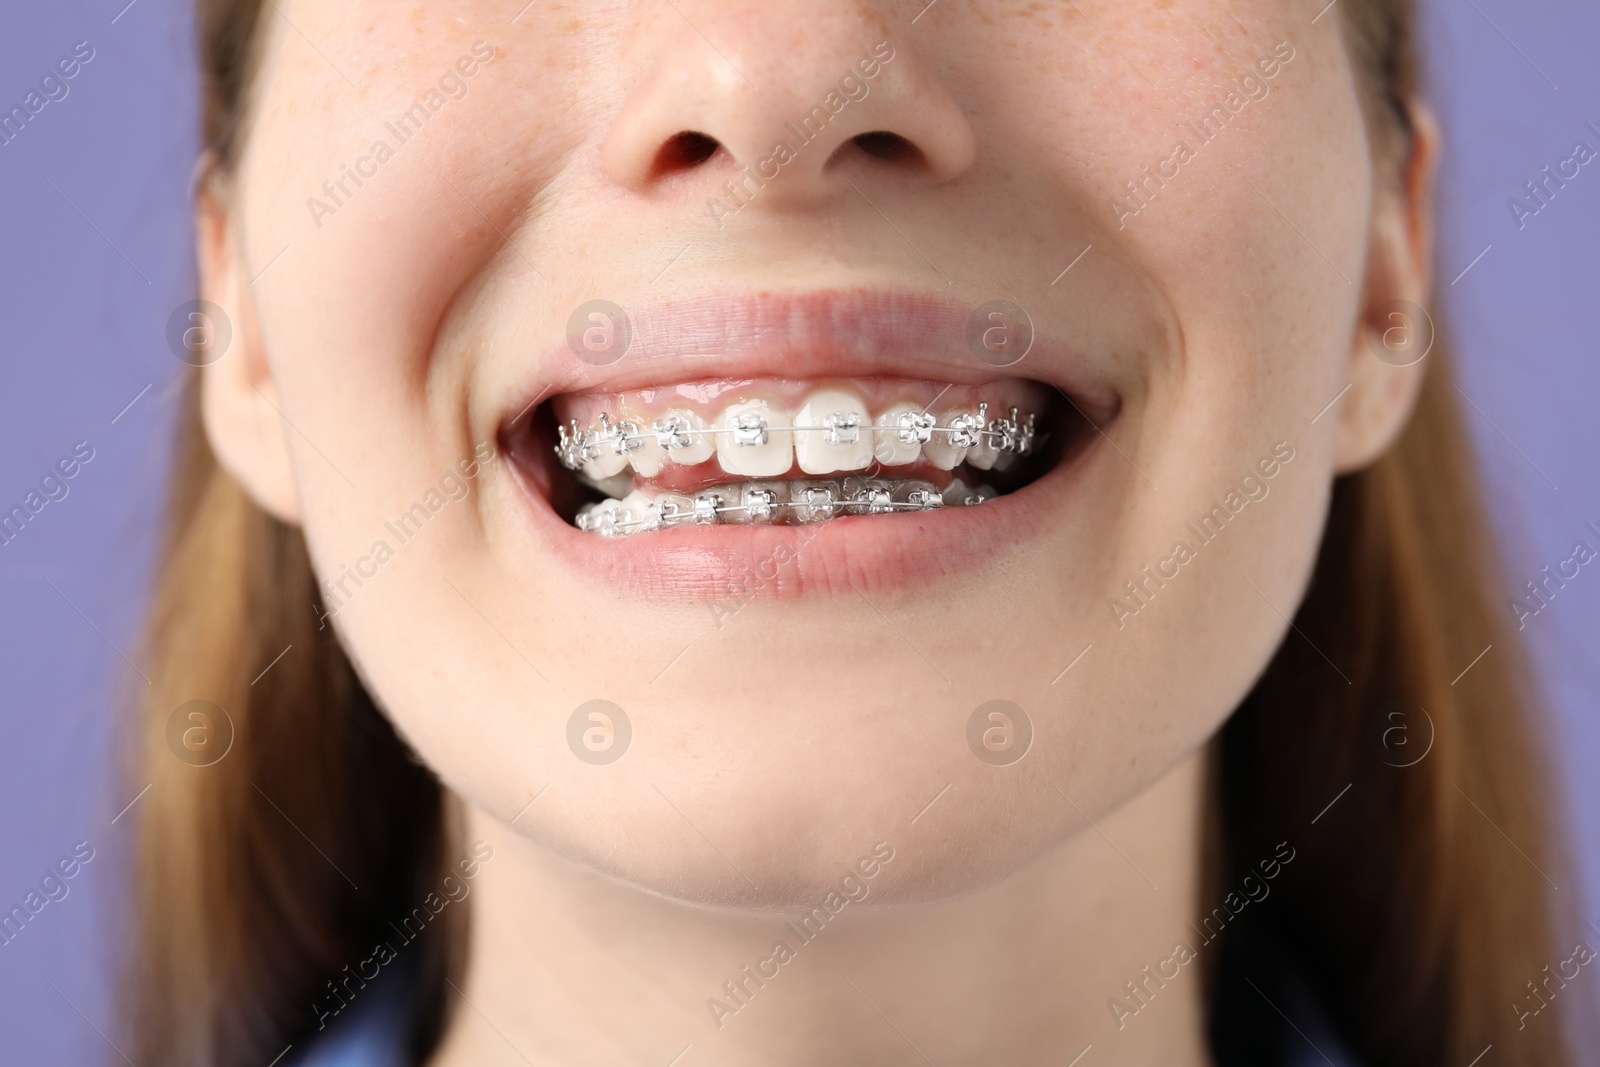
[227, 0, 1364, 917]
[201, 2, 1430, 1061]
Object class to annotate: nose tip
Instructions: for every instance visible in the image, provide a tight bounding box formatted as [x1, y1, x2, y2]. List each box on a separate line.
[602, 7, 976, 206]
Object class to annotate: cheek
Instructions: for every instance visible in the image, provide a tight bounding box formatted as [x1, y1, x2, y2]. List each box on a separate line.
[241, 10, 573, 618]
[245, 0, 1371, 909]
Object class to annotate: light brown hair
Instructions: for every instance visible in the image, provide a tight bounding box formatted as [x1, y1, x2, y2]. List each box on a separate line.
[123, 2, 1577, 1063]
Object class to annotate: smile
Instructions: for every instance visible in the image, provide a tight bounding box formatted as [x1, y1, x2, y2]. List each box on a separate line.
[552, 387, 1050, 536]
[497, 289, 1119, 598]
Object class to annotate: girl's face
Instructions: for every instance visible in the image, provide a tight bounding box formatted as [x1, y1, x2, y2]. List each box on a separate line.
[204, 1, 1430, 905]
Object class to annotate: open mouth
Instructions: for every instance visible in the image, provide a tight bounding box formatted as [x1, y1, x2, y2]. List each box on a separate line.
[506, 376, 1089, 537]
[490, 290, 1124, 597]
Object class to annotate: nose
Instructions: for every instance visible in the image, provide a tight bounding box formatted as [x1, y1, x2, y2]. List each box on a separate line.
[602, 1, 976, 209]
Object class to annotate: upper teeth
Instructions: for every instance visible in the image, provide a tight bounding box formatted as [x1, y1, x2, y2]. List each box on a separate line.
[555, 400, 1038, 477]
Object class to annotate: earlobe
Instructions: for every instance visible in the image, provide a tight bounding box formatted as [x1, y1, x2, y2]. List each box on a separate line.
[1333, 99, 1442, 474]
[194, 160, 303, 525]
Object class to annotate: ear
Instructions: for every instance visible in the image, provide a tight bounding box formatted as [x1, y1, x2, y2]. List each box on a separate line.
[195, 159, 302, 524]
[1333, 100, 1442, 474]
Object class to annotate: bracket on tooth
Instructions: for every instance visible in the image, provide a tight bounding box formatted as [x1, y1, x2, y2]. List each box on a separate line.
[822, 412, 861, 445]
[553, 404, 1041, 471]
[692, 492, 725, 524]
[730, 413, 770, 447]
[854, 485, 893, 514]
[601, 414, 644, 456]
[945, 403, 987, 449]
[742, 485, 778, 522]
[797, 485, 837, 521]
[556, 419, 602, 469]
[656, 415, 695, 451]
[992, 408, 1023, 453]
[579, 476, 986, 535]
[895, 410, 936, 445]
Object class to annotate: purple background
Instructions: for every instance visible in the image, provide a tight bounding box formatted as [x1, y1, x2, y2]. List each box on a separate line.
[1, 0, 1596, 1061]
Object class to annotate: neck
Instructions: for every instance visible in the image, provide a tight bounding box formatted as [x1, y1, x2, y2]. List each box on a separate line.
[431, 751, 1212, 1067]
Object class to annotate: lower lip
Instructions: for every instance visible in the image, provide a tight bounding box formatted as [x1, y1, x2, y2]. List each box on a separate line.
[508, 449, 1095, 602]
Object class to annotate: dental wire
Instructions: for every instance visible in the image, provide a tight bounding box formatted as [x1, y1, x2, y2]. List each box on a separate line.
[553, 403, 1040, 472]
[576, 483, 993, 534]
[582, 499, 975, 534]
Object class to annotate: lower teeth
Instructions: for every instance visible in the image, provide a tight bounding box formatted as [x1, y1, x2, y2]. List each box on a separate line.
[575, 476, 998, 536]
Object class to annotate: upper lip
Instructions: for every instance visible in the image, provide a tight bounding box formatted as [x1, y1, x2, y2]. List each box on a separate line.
[498, 288, 1121, 432]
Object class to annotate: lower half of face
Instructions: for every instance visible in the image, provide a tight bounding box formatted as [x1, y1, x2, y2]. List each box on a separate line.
[235, 0, 1370, 908]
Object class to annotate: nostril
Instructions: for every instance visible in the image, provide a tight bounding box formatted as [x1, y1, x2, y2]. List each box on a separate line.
[650, 131, 721, 179]
[851, 131, 924, 166]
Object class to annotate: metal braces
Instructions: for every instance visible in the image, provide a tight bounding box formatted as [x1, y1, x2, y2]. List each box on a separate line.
[576, 479, 997, 536]
[554, 402, 1039, 471]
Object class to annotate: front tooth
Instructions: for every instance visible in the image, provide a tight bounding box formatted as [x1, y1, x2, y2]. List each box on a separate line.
[789, 480, 839, 523]
[730, 481, 785, 524]
[658, 409, 714, 466]
[873, 402, 925, 467]
[842, 476, 894, 515]
[794, 388, 872, 475]
[922, 410, 971, 470]
[715, 399, 794, 478]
